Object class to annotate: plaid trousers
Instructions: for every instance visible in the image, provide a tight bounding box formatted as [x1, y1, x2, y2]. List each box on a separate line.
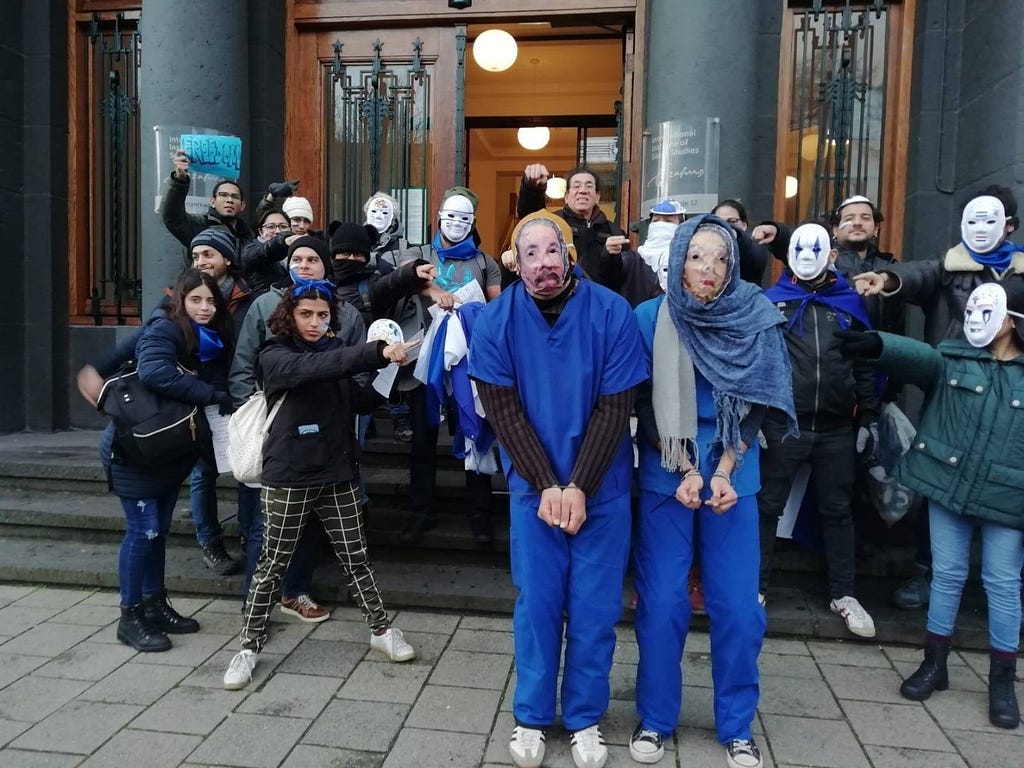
[239, 481, 389, 652]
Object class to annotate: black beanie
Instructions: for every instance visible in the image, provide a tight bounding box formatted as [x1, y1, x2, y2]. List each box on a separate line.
[287, 235, 330, 272]
[330, 222, 378, 258]
[1001, 275, 1024, 346]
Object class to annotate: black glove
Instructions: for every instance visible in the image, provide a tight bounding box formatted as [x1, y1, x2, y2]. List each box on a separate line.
[834, 329, 883, 360]
[213, 391, 235, 416]
[267, 179, 300, 198]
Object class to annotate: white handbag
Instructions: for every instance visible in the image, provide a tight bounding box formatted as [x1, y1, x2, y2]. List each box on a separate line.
[227, 391, 287, 484]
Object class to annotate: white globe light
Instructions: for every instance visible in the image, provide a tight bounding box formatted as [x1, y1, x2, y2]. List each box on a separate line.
[517, 126, 550, 151]
[472, 30, 518, 73]
[545, 177, 567, 199]
[785, 175, 799, 199]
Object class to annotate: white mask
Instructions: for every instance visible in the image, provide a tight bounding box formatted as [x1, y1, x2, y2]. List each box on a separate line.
[438, 194, 475, 243]
[366, 198, 395, 234]
[787, 223, 832, 281]
[961, 196, 1008, 254]
[963, 283, 1008, 348]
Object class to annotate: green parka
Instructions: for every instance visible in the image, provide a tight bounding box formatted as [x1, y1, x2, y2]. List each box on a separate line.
[873, 332, 1024, 530]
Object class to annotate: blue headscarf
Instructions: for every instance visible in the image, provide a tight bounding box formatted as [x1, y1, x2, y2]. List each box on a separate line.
[190, 322, 224, 363]
[962, 240, 1024, 273]
[289, 271, 336, 301]
[666, 214, 798, 449]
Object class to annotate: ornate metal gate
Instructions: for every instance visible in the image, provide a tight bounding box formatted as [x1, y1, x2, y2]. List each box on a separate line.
[87, 12, 141, 324]
[326, 39, 432, 245]
[785, 1, 889, 221]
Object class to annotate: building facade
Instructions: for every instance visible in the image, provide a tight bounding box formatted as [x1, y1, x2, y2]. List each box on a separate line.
[1, 0, 1021, 431]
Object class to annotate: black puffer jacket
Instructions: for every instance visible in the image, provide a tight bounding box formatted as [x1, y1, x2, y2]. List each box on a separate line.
[258, 335, 388, 488]
[770, 273, 879, 432]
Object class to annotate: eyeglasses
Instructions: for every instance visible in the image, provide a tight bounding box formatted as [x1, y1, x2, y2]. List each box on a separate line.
[215, 191, 242, 201]
[569, 181, 596, 191]
[261, 222, 290, 233]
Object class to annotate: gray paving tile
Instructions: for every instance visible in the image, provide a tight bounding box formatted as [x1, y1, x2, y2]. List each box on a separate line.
[448, 627, 514, 655]
[0, 675, 91, 721]
[608, 660, 638, 701]
[863, 744, 969, 768]
[0, 606, 65, 637]
[78, 729, 200, 768]
[0, 653, 49, 690]
[398, 630, 450, 667]
[336, 660, 431, 705]
[310, 619, 369, 644]
[180, 650, 284, 689]
[680, 727, 771, 768]
[0, 586, 38, 609]
[806, 640, 892, 668]
[758, 652, 823, 679]
[892, 660, 986, 693]
[841, 700, 954, 751]
[188, 609, 246, 637]
[390, 610, 460, 636]
[923, 688, 1024, 736]
[612, 639, 640, 664]
[257, 620, 318, 655]
[277, 639, 364, 679]
[76, 592, 121, 608]
[188, 713, 311, 768]
[77, 661, 192, 705]
[430, 649, 511, 690]
[0, 622, 101, 657]
[49, 603, 118, 627]
[381, 727, 486, 768]
[281, 745, 384, 768]
[681, 631, 711, 654]
[194, 597, 243, 614]
[0, 718, 30, 748]
[34, 641, 135, 681]
[499, 671, 515, 712]
[136, 632, 236, 667]
[10, 700, 141, 754]
[406, 684, 501, 734]
[761, 637, 810, 656]
[0, 749, 83, 767]
[236, 672, 341, 719]
[304, 699, 408, 752]
[884, 644, 967, 666]
[946, 728, 1024, 766]
[678, 684, 717, 731]
[459, 615, 513, 632]
[820, 663, 907, 703]
[131, 685, 249, 735]
[761, 713, 869, 768]
[12, 588, 92, 610]
[758, 673, 843, 719]
[682, 651, 714, 688]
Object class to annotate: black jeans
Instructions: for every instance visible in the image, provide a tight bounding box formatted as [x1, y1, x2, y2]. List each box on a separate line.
[407, 385, 492, 522]
[757, 423, 857, 599]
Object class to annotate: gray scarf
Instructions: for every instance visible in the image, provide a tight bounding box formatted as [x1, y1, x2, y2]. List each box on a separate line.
[653, 299, 697, 471]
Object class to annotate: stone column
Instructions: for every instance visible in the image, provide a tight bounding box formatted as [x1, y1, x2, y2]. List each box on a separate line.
[138, 0, 250, 314]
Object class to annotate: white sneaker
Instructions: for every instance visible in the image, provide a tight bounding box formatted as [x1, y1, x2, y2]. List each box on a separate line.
[629, 723, 664, 763]
[509, 725, 545, 768]
[830, 596, 876, 638]
[370, 627, 416, 662]
[570, 724, 607, 768]
[223, 649, 257, 690]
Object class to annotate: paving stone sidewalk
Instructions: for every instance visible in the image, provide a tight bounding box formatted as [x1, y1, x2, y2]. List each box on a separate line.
[0, 584, 1020, 767]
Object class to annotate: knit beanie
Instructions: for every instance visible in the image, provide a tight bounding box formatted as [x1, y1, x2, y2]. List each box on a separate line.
[330, 222, 378, 258]
[287, 235, 330, 274]
[442, 185, 479, 212]
[190, 226, 237, 262]
[282, 196, 315, 223]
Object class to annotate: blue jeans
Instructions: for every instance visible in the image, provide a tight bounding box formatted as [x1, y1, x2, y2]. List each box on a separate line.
[241, 494, 326, 600]
[189, 455, 224, 547]
[927, 501, 1024, 652]
[118, 490, 179, 605]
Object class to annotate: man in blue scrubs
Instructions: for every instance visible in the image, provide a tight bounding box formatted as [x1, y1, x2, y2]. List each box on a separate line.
[470, 211, 647, 768]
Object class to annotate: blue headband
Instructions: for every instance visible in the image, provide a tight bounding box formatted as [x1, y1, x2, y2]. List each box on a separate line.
[290, 271, 336, 301]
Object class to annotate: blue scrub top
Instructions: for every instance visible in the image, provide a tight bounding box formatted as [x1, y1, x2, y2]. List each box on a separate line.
[470, 280, 648, 503]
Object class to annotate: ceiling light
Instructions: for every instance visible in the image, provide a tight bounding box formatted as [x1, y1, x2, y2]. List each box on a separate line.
[472, 29, 518, 72]
[785, 176, 799, 199]
[518, 126, 551, 151]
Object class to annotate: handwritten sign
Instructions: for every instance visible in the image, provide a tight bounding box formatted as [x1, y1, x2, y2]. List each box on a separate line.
[179, 134, 243, 181]
[154, 125, 242, 214]
[641, 118, 721, 214]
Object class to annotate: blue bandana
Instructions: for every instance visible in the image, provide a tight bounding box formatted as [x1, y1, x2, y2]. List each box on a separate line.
[764, 270, 873, 337]
[432, 231, 479, 261]
[190, 322, 224, 363]
[961, 239, 1024, 273]
[289, 271, 336, 302]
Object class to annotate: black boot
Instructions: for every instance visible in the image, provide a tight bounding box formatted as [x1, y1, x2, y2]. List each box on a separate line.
[899, 634, 950, 701]
[202, 537, 240, 576]
[469, 514, 494, 545]
[143, 591, 200, 634]
[988, 654, 1021, 729]
[117, 604, 172, 652]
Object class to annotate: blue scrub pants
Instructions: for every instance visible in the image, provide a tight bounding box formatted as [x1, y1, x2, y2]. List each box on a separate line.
[633, 491, 765, 743]
[510, 492, 631, 733]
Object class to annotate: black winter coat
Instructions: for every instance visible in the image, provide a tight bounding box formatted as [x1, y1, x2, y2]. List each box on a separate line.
[259, 335, 388, 488]
[159, 173, 256, 266]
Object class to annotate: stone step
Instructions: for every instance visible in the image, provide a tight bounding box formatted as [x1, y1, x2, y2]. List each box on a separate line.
[0, 535, 993, 650]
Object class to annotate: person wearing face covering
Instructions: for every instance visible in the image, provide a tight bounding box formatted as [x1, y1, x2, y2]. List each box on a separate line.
[470, 210, 648, 768]
[637, 199, 687, 292]
[758, 223, 879, 639]
[362, 191, 409, 271]
[630, 215, 796, 768]
[835, 277, 1024, 730]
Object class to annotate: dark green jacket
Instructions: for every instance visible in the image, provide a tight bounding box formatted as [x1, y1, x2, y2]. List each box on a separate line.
[873, 332, 1024, 530]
